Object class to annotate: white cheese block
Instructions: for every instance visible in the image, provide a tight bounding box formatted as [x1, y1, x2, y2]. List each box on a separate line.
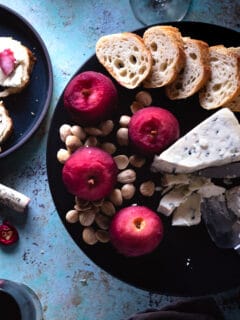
[226, 186, 240, 218]
[157, 185, 192, 216]
[151, 108, 240, 173]
[172, 192, 201, 226]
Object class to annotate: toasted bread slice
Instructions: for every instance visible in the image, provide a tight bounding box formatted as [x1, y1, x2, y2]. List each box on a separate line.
[199, 45, 240, 110]
[95, 32, 152, 89]
[142, 25, 185, 88]
[0, 37, 35, 97]
[0, 101, 13, 148]
[166, 37, 210, 99]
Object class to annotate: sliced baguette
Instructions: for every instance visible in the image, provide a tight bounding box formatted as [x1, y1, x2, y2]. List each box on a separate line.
[199, 45, 240, 110]
[142, 25, 185, 88]
[0, 101, 13, 148]
[166, 37, 210, 99]
[95, 32, 152, 89]
[223, 47, 240, 112]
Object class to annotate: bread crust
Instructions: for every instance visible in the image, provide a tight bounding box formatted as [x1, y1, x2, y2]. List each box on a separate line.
[142, 25, 186, 88]
[166, 37, 210, 99]
[96, 32, 152, 89]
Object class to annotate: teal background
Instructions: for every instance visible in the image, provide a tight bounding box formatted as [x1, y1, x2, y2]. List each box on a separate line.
[0, 1, 240, 319]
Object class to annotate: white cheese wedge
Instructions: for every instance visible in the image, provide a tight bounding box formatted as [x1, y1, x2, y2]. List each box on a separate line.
[157, 185, 192, 216]
[172, 192, 201, 226]
[151, 108, 240, 173]
[226, 186, 240, 218]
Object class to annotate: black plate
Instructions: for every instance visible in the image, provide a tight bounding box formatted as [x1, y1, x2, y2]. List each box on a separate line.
[0, 5, 53, 158]
[47, 22, 240, 296]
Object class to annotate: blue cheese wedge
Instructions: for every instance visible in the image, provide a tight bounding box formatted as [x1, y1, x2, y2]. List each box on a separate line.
[151, 108, 240, 173]
[172, 193, 201, 226]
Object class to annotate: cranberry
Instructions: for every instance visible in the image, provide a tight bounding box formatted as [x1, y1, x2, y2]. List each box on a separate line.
[0, 221, 19, 245]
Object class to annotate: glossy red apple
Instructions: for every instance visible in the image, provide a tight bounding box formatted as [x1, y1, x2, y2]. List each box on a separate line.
[109, 205, 164, 257]
[62, 146, 118, 201]
[63, 71, 118, 125]
[128, 106, 180, 156]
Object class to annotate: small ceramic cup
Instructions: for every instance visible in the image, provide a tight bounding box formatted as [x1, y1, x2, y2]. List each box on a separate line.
[0, 279, 43, 320]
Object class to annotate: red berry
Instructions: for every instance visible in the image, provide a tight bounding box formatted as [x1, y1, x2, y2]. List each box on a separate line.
[0, 221, 19, 245]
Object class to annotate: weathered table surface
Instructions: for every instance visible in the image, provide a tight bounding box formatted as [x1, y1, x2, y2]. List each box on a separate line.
[0, 1, 239, 319]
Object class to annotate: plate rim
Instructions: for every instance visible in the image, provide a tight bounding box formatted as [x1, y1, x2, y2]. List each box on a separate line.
[0, 4, 53, 159]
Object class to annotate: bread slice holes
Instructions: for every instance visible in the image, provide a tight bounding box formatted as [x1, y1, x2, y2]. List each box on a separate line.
[129, 55, 137, 64]
[212, 83, 222, 91]
[114, 59, 124, 69]
[139, 66, 146, 75]
[160, 62, 167, 72]
[133, 46, 139, 51]
[189, 52, 197, 60]
[175, 82, 183, 90]
[150, 42, 157, 51]
[129, 73, 135, 79]
[120, 70, 127, 77]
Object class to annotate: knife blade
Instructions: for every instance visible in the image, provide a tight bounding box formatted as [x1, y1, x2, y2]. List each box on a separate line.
[201, 195, 240, 254]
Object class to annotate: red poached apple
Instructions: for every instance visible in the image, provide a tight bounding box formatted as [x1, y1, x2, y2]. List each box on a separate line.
[63, 71, 118, 125]
[62, 146, 118, 201]
[128, 106, 180, 156]
[109, 205, 164, 257]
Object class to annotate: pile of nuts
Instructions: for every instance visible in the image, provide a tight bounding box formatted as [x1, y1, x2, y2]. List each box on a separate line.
[57, 90, 157, 245]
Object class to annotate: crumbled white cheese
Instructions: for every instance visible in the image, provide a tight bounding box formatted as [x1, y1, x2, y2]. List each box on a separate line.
[172, 193, 202, 227]
[157, 185, 192, 216]
[197, 183, 226, 198]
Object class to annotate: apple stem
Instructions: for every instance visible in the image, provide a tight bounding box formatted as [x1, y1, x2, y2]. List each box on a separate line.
[82, 88, 91, 97]
[88, 178, 95, 186]
[150, 130, 157, 136]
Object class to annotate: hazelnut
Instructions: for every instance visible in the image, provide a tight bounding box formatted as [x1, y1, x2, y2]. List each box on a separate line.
[114, 154, 129, 170]
[65, 209, 79, 223]
[135, 91, 152, 106]
[116, 128, 129, 146]
[119, 115, 131, 127]
[57, 148, 71, 164]
[59, 124, 72, 142]
[71, 125, 86, 141]
[140, 180, 155, 197]
[82, 227, 98, 245]
[121, 183, 136, 200]
[65, 135, 82, 152]
[117, 169, 136, 184]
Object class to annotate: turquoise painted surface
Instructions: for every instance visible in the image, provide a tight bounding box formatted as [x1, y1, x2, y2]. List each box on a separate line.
[0, 0, 239, 319]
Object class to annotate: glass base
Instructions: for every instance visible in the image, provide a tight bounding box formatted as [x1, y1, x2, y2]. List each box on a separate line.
[130, 0, 191, 25]
[0, 279, 43, 320]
